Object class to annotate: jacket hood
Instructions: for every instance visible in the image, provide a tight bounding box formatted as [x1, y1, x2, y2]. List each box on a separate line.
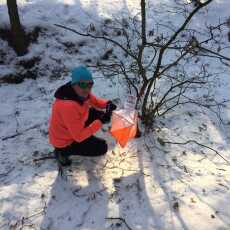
[54, 82, 89, 105]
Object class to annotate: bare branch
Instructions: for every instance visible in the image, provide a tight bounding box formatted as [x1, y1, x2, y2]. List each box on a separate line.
[142, 1, 214, 115]
[152, 77, 206, 116]
[157, 49, 190, 78]
[199, 46, 230, 62]
[164, 0, 213, 49]
[54, 24, 138, 60]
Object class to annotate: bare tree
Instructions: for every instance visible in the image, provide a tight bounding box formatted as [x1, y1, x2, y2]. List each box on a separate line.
[7, 0, 27, 56]
[55, 0, 230, 127]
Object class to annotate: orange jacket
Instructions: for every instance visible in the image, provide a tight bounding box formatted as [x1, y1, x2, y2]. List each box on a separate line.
[49, 83, 108, 148]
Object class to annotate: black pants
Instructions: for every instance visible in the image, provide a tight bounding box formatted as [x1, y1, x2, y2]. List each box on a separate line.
[55, 108, 108, 157]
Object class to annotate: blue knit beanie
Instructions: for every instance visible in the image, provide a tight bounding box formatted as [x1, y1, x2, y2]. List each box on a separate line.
[71, 66, 93, 85]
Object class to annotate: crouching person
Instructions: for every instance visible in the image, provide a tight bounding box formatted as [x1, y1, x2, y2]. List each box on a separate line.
[48, 66, 116, 166]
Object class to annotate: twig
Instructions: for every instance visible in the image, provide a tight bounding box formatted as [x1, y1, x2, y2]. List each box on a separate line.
[72, 188, 107, 198]
[23, 209, 46, 220]
[0, 209, 46, 230]
[76, 204, 92, 228]
[0, 167, 15, 178]
[106, 217, 132, 230]
[0, 222, 8, 229]
[163, 139, 229, 164]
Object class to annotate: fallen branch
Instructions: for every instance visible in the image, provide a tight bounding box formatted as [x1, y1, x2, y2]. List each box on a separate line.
[33, 155, 55, 162]
[106, 217, 132, 230]
[2, 124, 41, 141]
[163, 139, 229, 164]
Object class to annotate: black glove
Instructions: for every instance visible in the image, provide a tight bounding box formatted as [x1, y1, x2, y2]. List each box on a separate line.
[106, 101, 117, 113]
[99, 112, 112, 124]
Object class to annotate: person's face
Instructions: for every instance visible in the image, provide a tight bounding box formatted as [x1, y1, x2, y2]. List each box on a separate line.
[72, 80, 94, 98]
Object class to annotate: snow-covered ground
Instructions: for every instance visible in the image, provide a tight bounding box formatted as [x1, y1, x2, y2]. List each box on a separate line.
[0, 0, 230, 229]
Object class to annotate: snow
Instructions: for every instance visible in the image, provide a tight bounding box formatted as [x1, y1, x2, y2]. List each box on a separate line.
[0, 0, 230, 229]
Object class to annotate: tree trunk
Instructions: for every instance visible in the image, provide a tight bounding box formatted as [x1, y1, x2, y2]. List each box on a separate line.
[7, 0, 27, 56]
[140, 0, 146, 45]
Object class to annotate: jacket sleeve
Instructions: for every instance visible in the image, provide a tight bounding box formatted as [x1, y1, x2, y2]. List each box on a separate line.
[89, 93, 108, 109]
[60, 102, 102, 142]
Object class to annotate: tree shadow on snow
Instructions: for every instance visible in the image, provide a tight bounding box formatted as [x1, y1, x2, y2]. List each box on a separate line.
[113, 138, 190, 230]
[40, 156, 110, 230]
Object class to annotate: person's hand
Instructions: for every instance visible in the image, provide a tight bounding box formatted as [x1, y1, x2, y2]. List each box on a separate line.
[106, 101, 117, 113]
[99, 112, 112, 124]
